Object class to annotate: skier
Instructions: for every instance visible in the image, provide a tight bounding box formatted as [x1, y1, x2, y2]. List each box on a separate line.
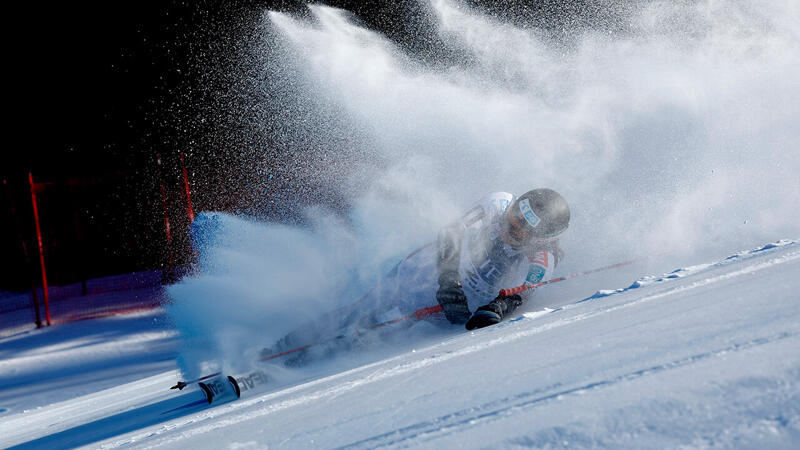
[436, 188, 569, 330]
[270, 189, 570, 356]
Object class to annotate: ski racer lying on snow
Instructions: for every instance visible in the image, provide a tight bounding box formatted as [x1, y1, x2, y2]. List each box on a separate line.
[271, 189, 570, 355]
[436, 188, 569, 329]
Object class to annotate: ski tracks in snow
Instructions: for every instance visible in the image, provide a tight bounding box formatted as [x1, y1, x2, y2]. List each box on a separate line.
[337, 242, 800, 447]
[104, 240, 800, 449]
[337, 331, 799, 449]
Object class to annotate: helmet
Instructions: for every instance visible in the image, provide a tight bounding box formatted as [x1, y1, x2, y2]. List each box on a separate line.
[502, 188, 570, 248]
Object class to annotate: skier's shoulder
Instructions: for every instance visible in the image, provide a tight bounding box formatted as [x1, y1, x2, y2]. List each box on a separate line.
[458, 192, 514, 227]
[471, 191, 514, 215]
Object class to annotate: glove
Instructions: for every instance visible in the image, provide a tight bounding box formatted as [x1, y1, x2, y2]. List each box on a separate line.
[436, 281, 471, 324]
[465, 294, 523, 330]
[465, 305, 502, 330]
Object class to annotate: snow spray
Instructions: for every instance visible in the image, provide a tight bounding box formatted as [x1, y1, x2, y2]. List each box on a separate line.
[262, 0, 800, 257]
[168, 0, 800, 378]
[169, 250, 655, 393]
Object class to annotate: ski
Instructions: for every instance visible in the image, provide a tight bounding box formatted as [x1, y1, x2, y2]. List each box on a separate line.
[258, 305, 444, 362]
[169, 305, 444, 391]
[169, 256, 650, 393]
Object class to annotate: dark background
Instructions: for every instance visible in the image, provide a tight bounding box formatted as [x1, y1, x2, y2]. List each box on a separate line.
[2, 0, 617, 291]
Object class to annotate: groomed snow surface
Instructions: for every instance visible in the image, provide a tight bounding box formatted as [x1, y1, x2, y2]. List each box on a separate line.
[2, 240, 799, 449]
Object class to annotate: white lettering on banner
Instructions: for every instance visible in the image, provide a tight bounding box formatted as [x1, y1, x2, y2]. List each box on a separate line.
[484, 265, 502, 282]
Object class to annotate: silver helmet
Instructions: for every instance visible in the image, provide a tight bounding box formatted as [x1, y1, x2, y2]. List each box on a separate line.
[502, 188, 570, 248]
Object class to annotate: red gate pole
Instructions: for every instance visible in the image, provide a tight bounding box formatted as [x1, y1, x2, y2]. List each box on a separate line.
[180, 152, 195, 223]
[4, 178, 42, 328]
[28, 172, 51, 326]
[157, 156, 174, 282]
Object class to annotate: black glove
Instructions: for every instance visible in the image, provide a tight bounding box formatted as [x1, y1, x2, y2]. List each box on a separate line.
[436, 281, 471, 324]
[465, 294, 523, 330]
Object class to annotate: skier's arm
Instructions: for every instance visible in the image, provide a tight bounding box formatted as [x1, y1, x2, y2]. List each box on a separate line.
[436, 222, 464, 283]
[521, 249, 557, 295]
[435, 222, 471, 324]
[466, 250, 556, 330]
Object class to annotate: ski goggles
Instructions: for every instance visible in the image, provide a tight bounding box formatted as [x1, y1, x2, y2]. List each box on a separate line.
[502, 211, 533, 248]
[502, 204, 561, 248]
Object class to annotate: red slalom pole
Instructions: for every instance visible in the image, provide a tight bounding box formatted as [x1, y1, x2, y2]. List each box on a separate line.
[180, 152, 195, 223]
[174, 256, 652, 388]
[5, 178, 43, 328]
[259, 256, 651, 362]
[388, 257, 653, 322]
[29, 172, 51, 326]
[498, 256, 649, 297]
[157, 156, 174, 281]
[258, 306, 445, 362]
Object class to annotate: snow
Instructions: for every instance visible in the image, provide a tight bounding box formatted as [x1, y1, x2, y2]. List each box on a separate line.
[0, 310, 177, 414]
[2, 240, 799, 448]
[4, 0, 799, 447]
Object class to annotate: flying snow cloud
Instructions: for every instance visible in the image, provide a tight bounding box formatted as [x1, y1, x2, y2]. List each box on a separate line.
[168, 0, 800, 374]
[265, 0, 800, 257]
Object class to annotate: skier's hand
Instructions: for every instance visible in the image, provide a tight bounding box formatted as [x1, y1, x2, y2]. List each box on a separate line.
[466, 302, 503, 330]
[436, 281, 471, 324]
[465, 294, 523, 330]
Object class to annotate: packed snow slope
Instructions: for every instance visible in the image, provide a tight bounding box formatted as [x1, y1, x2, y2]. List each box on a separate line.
[1, 239, 798, 448]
